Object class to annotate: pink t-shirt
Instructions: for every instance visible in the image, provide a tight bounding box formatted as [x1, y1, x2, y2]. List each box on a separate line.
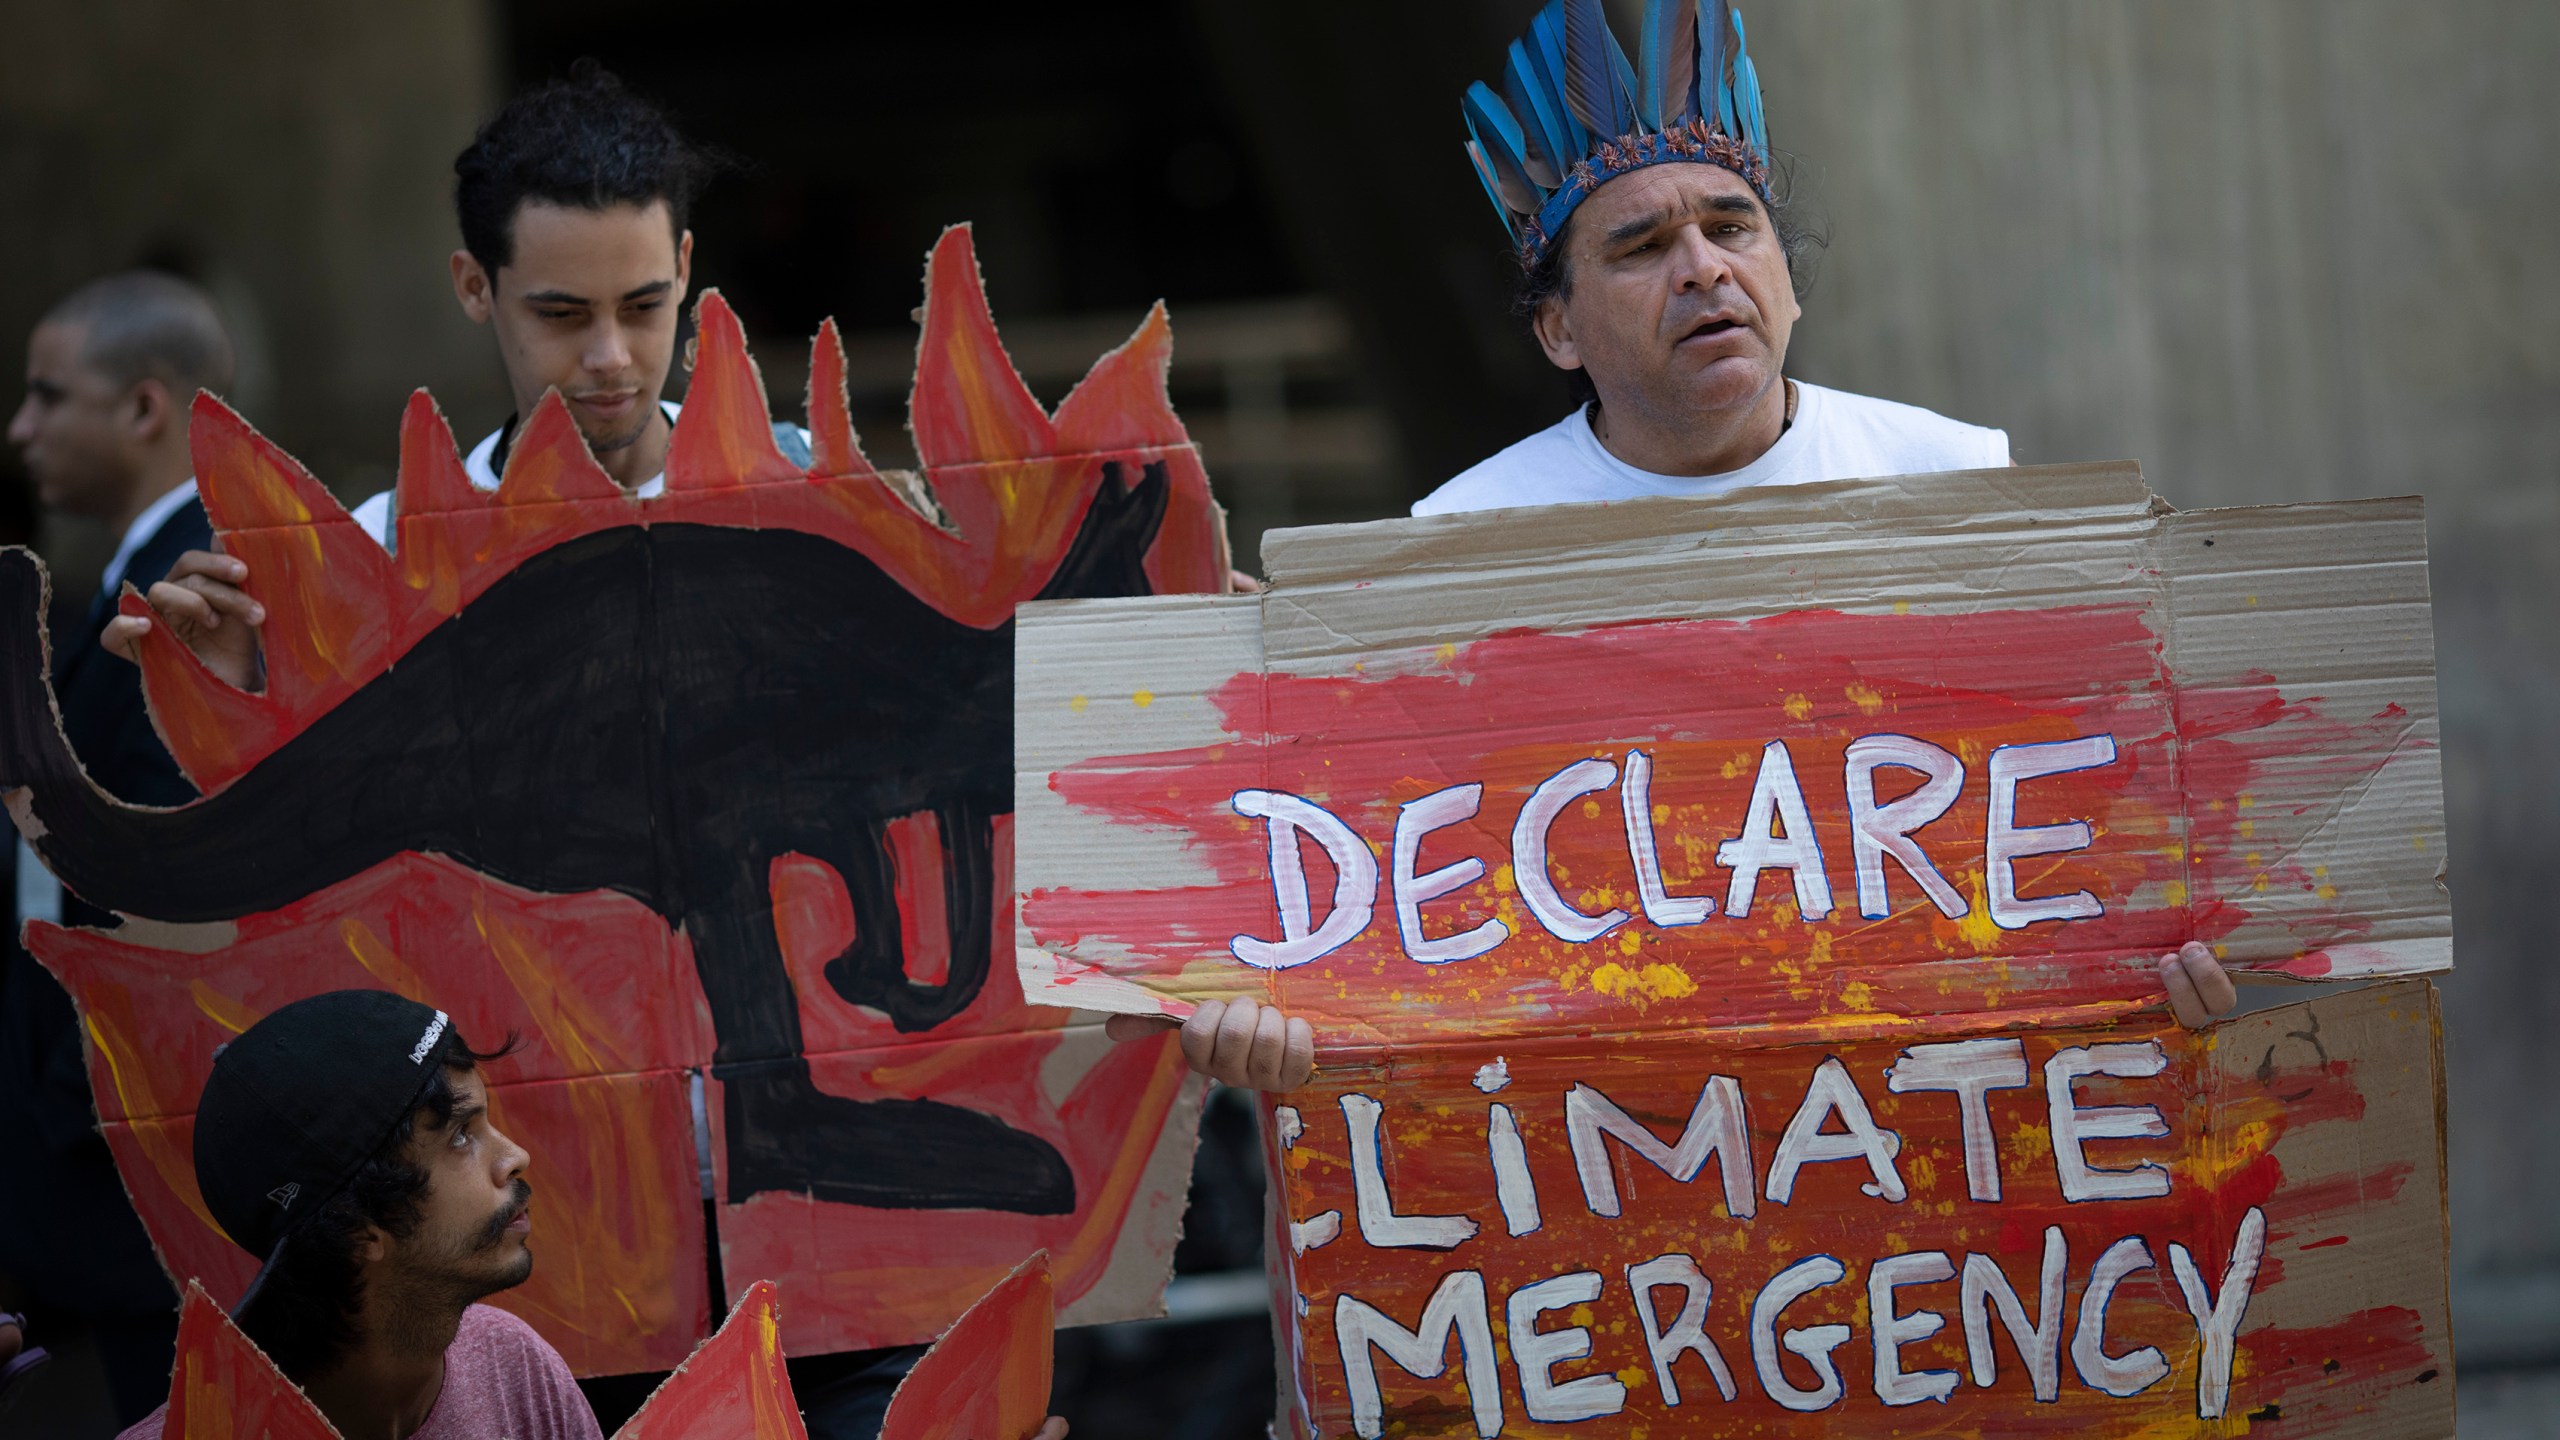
[121, 1304, 602, 1440]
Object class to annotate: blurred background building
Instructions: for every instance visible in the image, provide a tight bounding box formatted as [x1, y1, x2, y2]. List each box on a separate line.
[2, 0, 2553, 1435]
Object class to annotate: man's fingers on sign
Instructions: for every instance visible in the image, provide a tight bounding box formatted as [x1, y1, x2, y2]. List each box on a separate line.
[103, 548, 263, 691]
[2161, 939, 2241, 1029]
[1189, 996, 1316, 1092]
[1029, 1418, 1070, 1440]
[1107, 999, 1315, 1091]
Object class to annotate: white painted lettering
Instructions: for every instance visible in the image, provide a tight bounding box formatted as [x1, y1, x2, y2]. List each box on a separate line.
[2170, 1206, 2267, 1419]
[1392, 783, 1507, 964]
[1870, 1250, 1959, 1406]
[1507, 1271, 1627, 1423]
[1567, 1078, 1756, 1221]
[1985, 735, 2116, 928]
[1513, 759, 1631, 943]
[1230, 789, 1376, 968]
[1716, 741, 1834, 920]
[1621, 749, 1713, 925]
[1749, 1256, 1852, 1412]
[1342, 1093, 1478, 1250]
[1885, 1038, 2031, 1201]
[1336, 1271, 1502, 1438]
[1766, 1059, 1906, 1205]
[1844, 735, 1968, 920]
[1961, 1227, 2068, 1401]
[1625, 1253, 1738, 1406]
[2071, 1236, 2170, 1397]
[1487, 1102, 1541, 1236]
[2046, 1042, 2172, 1202]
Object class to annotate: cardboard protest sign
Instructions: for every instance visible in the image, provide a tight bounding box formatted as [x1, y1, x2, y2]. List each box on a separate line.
[1012, 467, 2454, 1435]
[1266, 982, 2446, 1436]
[0, 225, 1217, 1374]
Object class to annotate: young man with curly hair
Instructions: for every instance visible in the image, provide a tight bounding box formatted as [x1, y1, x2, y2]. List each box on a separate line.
[117, 990, 594, 1440]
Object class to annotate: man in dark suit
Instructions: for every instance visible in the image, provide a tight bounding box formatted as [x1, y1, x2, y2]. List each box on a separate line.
[2, 270, 231, 1425]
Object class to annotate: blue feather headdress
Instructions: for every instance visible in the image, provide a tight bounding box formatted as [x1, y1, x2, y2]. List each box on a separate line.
[1464, 0, 1771, 266]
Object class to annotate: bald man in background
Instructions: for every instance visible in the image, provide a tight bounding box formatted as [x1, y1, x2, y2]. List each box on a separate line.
[3, 271, 233, 1424]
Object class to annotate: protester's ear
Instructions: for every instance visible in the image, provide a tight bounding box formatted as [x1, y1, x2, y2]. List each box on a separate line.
[126, 378, 175, 445]
[673, 229, 694, 303]
[1531, 294, 1582, 374]
[452, 249, 495, 325]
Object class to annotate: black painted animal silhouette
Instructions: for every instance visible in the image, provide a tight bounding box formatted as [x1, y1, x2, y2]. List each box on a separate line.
[0, 233, 1227, 1213]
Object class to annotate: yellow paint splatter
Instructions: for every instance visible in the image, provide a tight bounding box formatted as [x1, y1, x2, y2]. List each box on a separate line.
[1839, 979, 1876, 1012]
[1843, 682, 1885, 715]
[1782, 693, 1812, 720]
[1132, 690, 1154, 708]
[1068, 695, 1088, 713]
[1954, 871, 2002, 952]
[1892, 599, 1911, 615]
[2164, 879, 2189, 907]
[1587, 962, 1698, 1004]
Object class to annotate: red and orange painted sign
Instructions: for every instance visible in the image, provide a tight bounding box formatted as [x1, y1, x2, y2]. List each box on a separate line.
[3, 224, 1219, 1374]
[1012, 467, 2454, 1436]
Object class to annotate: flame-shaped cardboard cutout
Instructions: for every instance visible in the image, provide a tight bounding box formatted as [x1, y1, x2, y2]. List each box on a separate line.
[616, 1282, 809, 1440]
[162, 1282, 340, 1440]
[0, 225, 1218, 1374]
[160, 1278, 812, 1439]
[877, 1251, 1054, 1440]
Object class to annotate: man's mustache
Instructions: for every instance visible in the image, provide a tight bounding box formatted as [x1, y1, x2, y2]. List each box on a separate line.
[474, 1178, 534, 1250]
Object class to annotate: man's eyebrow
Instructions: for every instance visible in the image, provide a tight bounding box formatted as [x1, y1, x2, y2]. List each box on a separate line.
[619, 280, 673, 303]
[439, 1101, 487, 1132]
[519, 289, 593, 307]
[1602, 194, 1764, 247]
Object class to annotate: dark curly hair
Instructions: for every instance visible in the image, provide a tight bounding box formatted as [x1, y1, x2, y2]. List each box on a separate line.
[453, 58, 727, 275]
[1514, 155, 1826, 409]
[235, 1032, 514, 1380]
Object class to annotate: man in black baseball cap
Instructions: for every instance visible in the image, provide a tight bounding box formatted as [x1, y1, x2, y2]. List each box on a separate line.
[120, 989, 600, 1440]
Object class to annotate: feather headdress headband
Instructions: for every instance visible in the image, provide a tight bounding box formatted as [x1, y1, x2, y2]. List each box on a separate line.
[1463, 0, 1771, 266]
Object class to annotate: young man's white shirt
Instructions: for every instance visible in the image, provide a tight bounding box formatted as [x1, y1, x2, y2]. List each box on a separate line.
[345, 400, 809, 551]
[1411, 380, 2009, 516]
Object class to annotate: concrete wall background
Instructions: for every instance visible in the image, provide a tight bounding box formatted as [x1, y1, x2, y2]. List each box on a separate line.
[0, 0, 503, 587]
[1746, 0, 2560, 1370]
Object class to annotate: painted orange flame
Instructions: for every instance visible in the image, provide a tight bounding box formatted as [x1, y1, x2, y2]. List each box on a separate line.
[877, 1252, 1054, 1440]
[616, 1281, 809, 1440]
[134, 224, 1225, 792]
[161, 1278, 809, 1439]
[163, 1282, 339, 1440]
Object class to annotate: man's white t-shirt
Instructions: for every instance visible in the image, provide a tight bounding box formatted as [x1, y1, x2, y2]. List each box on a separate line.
[346, 400, 816, 551]
[1411, 381, 2010, 516]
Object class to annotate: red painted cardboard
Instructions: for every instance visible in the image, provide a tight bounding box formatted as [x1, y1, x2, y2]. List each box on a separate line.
[878, 1252, 1055, 1440]
[1011, 468, 2454, 1436]
[0, 224, 1218, 1375]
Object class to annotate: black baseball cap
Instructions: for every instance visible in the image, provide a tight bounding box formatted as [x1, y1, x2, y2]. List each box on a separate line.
[192, 990, 463, 1314]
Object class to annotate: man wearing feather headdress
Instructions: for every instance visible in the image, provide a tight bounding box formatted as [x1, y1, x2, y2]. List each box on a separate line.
[1116, 0, 2239, 1096]
[1422, 0, 2006, 513]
